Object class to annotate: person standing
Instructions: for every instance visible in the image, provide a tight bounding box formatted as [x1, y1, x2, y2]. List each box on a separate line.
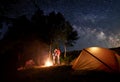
[56, 48, 61, 65]
[52, 48, 61, 65]
[52, 49, 57, 65]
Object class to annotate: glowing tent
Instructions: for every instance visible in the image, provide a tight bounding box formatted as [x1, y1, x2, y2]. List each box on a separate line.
[72, 47, 120, 73]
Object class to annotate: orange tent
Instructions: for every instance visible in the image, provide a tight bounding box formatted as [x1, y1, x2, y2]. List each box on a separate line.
[72, 47, 120, 73]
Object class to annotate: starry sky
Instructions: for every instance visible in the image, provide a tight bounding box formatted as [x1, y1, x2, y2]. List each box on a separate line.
[1, 0, 120, 51]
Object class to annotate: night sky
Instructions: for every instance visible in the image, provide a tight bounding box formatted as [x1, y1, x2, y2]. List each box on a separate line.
[1, 0, 120, 51]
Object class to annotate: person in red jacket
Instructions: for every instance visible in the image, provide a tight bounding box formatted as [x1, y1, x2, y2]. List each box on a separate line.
[52, 48, 61, 65]
[56, 48, 61, 65]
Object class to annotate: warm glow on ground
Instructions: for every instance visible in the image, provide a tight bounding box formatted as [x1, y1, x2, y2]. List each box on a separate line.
[44, 58, 53, 67]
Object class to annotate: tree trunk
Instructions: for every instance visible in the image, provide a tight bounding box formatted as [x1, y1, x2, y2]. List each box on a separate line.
[49, 44, 52, 59]
[64, 43, 67, 58]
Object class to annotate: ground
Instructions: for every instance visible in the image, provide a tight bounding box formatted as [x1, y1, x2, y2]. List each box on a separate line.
[5, 65, 120, 82]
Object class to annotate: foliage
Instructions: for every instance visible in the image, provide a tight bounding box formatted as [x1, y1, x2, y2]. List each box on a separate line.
[60, 50, 81, 64]
[110, 47, 120, 55]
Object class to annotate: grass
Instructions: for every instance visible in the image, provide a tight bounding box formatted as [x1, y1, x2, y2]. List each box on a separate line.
[10, 65, 120, 82]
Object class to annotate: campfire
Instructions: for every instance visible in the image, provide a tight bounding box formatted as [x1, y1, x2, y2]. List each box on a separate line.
[44, 58, 53, 67]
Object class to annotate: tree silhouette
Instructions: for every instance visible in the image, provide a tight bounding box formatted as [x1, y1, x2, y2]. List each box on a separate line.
[0, 9, 79, 68]
[46, 11, 79, 58]
[30, 0, 79, 57]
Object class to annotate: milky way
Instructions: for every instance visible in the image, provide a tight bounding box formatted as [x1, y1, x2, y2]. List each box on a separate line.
[38, 0, 120, 50]
[0, 0, 120, 50]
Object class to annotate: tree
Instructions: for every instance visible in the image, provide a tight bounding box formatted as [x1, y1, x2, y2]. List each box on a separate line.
[30, 0, 79, 58]
[60, 21, 79, 58]
[31, 10, 79, 59]
[46, 12, 79, 58]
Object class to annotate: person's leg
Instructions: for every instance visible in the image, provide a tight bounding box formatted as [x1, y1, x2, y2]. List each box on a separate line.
[57, 55, 60, 65]
[53, 56, 55, 65]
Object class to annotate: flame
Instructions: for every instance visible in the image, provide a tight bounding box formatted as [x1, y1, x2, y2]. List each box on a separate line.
[44, 58, 53, 67]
